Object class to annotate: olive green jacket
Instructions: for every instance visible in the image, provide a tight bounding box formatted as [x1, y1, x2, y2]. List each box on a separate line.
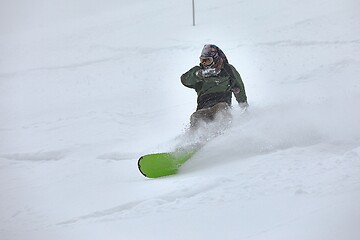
[181, 63, 247, 108]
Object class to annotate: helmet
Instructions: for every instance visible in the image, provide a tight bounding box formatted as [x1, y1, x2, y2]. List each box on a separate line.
[199, 44, 228, 68]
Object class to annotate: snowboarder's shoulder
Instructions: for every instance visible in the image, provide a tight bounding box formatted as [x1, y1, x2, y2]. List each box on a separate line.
[223, 63, 241, 76]
[224, 62, 236, 70]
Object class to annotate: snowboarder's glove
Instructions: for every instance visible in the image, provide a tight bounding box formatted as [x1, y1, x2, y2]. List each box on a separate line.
[196, 68, 221, 78]
[238, 101, 249, 110]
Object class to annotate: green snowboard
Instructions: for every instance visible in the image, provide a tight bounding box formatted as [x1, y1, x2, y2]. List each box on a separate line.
[138, 149, 197, 178]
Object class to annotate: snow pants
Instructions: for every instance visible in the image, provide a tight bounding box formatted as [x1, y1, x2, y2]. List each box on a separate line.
[190, 102, 231, 128]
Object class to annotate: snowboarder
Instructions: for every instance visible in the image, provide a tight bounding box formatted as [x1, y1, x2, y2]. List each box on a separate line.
[181, 44, 248, 127]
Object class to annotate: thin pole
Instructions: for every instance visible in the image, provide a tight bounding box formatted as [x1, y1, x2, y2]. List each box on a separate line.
[192, 0, 195, 26]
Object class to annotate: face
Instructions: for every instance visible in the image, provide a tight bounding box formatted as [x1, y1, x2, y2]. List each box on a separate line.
[200, 57, 214, 67]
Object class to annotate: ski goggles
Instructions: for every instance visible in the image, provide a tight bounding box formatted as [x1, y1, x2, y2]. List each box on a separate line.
[200, 57, 214, 66]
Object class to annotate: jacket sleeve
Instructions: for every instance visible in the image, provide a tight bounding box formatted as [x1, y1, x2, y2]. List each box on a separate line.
[228, 64, 247, 103]
[181, 66, 203, 89]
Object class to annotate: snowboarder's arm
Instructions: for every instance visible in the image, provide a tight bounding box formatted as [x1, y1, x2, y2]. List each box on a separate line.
[181, 66, 203, 89]
[228, 64, 247, 103]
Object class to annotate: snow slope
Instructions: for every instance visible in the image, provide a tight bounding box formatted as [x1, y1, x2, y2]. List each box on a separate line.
[1, 0, 360, 239]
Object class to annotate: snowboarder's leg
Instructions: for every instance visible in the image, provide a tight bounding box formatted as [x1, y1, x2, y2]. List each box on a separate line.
[190, 102, 231, 128]
[190, 108, 211, 127]
[213, 102, 232, 123]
